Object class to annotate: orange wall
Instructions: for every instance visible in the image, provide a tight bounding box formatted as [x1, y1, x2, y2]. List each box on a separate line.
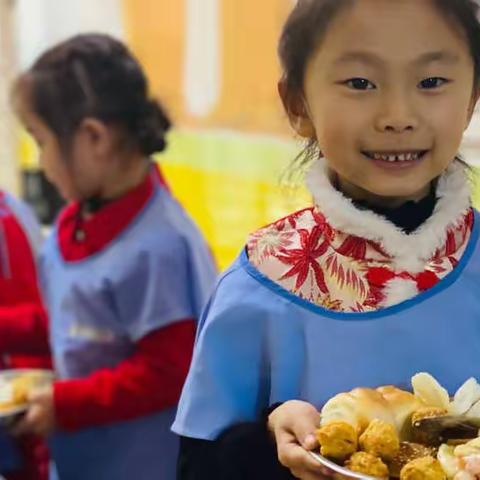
[122, 0, 185, 123]
[122, 0, 293, 135]
[210, 0, 292, 133]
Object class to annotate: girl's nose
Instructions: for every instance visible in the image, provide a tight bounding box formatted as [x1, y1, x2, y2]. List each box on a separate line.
[374, 90, 420, 133]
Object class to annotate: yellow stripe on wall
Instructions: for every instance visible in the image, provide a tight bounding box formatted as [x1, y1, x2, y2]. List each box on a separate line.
[161, 162, 311, 269]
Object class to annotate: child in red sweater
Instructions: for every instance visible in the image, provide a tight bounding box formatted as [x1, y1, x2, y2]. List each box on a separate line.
[0, 191, 50, 480]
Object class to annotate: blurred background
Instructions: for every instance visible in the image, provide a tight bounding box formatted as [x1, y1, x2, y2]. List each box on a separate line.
[1, 0, 480, 269]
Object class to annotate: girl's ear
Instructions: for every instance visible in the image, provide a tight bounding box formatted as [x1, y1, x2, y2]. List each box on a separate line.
[466, 89, 480, 128]
[278, 78, 316, 139]
[76, 117, 112, 155]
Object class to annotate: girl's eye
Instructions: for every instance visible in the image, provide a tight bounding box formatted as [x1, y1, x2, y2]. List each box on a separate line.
[418, 77, 449, 89]
[344, 78, 376, 91]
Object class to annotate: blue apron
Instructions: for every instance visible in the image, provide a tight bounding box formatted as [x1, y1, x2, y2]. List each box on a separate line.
[40, 186, 217, 479]
[173, 210, 480, 440]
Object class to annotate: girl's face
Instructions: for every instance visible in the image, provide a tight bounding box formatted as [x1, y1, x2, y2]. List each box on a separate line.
[294, 0, 478, 203]
[20, 108, 78, 201]
[18, 105, 113, 202]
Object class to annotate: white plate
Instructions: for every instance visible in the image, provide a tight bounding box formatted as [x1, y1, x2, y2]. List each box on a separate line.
[309, 451, 383, 480]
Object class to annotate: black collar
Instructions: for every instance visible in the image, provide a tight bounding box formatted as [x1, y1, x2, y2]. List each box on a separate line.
[352, 188, 437, 234]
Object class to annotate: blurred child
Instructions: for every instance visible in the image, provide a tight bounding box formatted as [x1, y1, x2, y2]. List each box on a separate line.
[12, 33, 217, 480]
[0, 191, 50, 480]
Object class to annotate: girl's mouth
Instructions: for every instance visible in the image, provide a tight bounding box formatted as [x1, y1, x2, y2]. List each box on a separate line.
[362, 150, 429, 163]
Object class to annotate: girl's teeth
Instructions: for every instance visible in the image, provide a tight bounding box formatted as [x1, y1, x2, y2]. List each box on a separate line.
[369, 152, 422, 162]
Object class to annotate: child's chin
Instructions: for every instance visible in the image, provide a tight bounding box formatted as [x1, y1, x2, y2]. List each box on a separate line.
[63, 190, 78, 202]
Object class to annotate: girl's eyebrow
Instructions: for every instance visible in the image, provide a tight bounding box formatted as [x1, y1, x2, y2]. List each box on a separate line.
[334, 50, 460, 67]
[333, 51, 383, 67]
[414, 50, 460, 66]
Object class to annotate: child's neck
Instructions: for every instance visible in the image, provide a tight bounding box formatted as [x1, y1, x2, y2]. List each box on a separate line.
[332, 171, 431, 209]
[96, 153, 149, 202]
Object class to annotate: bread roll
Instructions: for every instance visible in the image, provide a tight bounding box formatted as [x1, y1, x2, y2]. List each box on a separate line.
[321, 386, 425, 438]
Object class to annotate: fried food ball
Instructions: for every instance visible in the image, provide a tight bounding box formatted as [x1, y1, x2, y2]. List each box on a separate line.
[411, 408, 449, 425]
[346, 451, 389, 478]
[316, 421, 358, 460]
[389, 442, 438, 478]
[400, 457, 446, 480]
[359, 419, 400, 461]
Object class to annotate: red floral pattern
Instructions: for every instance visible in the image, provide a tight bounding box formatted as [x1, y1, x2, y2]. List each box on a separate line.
[275, 227, 329, 292]
[247, 207, 473, 312]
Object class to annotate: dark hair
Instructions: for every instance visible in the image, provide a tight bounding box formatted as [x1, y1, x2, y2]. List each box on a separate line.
[278, 0, 480, 174]
[279, 0, 480, 97]
[16, 33, 171, 156]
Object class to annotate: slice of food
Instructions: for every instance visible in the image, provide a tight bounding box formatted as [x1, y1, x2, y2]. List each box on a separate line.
[437, 445, 458, 479]
[400, 456, 446, 480]
[412, 373, 450, 410]
[466, 398, 480, 418]
[345, 451, 389, 478]
[449, 379, 480, 416]
[359, 419, 400, 461]
[454, 438, 480, 458]
[316, 421, 358, 460]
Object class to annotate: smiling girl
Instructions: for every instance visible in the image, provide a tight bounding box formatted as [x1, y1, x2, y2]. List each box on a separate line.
[172, 1, 480, 479]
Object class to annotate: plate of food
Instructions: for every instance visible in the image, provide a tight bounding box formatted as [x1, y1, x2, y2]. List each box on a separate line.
[309, 450, 381, 479]
[0, 369, 54, 426]
[310, 373, 480, 479]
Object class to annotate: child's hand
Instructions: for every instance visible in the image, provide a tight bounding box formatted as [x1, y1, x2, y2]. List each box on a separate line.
[13, 385, 56, 437]
[268, 400, 329, 479]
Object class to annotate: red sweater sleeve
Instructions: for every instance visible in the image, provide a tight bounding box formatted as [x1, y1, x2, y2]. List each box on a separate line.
[54, 319, 195, 431]
[0, 196, 51, 358]
[0, 304, 50, 355]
